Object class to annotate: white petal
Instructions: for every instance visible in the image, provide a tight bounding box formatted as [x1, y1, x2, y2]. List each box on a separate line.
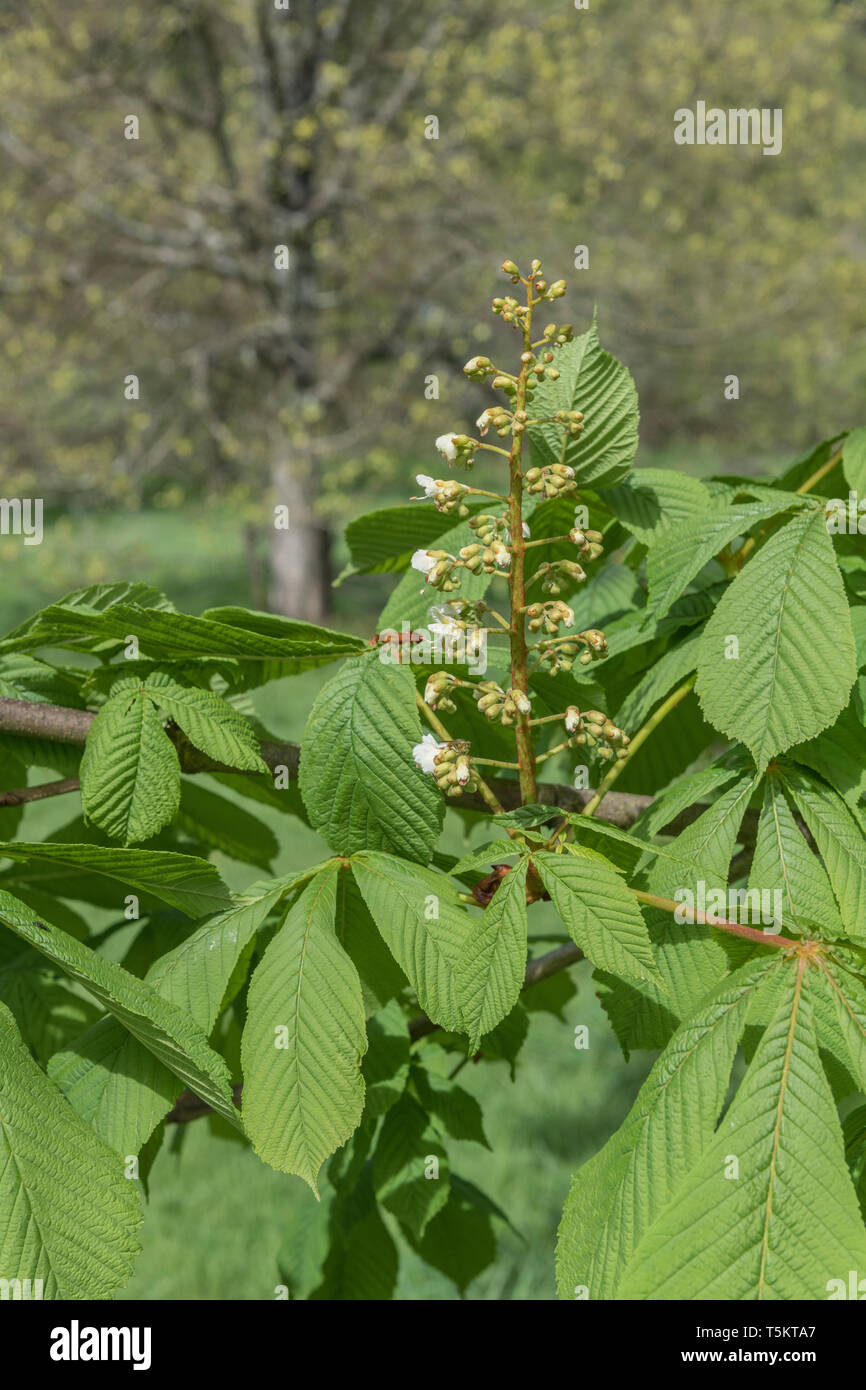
[415, 474, 437, 497]
[435, 433, 458, 461]
[411, 549, 436, 574]
[412, 733, 442, 774]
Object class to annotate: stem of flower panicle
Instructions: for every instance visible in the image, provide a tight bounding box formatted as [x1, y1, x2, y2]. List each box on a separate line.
[508, 280, 538, 805]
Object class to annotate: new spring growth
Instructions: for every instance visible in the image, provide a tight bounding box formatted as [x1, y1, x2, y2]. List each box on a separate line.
[411, 255, 629, 792]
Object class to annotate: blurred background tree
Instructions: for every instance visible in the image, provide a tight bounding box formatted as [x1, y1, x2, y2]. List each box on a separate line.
[1, 0, 864, 621]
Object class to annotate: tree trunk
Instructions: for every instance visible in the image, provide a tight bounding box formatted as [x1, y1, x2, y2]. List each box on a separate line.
[267, 458, 332, 621]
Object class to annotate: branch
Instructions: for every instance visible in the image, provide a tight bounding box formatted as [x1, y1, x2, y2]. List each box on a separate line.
[0, 695, 744, 838]
[0, 778, 80, 807]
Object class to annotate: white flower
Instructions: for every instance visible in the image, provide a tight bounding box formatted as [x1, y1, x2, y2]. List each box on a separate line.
[455, 757, 471, 785]
[491, 541, 511, 569]
[512, 690, 532, 714]
[435, 433, 458, 462]
[412, 733, 443, 774]
[415, 474, 438, 498]
[411, 549, 436, 574]
[565, 706, 581, 733]
[505, 523, 530, 544]
[428, 619, 458, 638]
[476, 410, 491, 436]
[561, 604, 575, 628]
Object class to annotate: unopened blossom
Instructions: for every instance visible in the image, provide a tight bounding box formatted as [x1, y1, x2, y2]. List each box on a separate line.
[412, 733, 444, 774]
[564, 706, 581, 733]
[476, 410, 492, 436]
[491, 541, 510, 568]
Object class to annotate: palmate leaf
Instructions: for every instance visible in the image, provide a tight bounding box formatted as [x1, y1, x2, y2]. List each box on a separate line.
[617, 958, 866, 1299]
[300, 652, 443, 863]
[534, 847, 659, 983]
[0, 1000, 142, 1298]
[556, 957, 776, 1300]
[0, 888, 239, 1128]
[0, 839, 231, 918]
[527, 319, 638, 488]
[241, 865, 367, 1193]
[48, 877, 292, 1153]
[80, 684, 181, 844]
[351, 852, 469, 1031]
[696, 508, 857, 773]
[456, 857, 529, 1050]
[645, 499, 803, 625]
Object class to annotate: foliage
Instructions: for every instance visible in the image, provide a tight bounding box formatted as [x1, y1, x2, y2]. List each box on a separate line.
[2, 257, 866, 1301]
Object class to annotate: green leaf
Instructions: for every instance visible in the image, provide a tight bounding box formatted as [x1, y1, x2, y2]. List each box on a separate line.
[534, 847, 659, 983]
[0, 654, 85, 706]
[842, 427, 866, 493]
[599, 468, 713, 546]
[373, 1092, 449, 1238]
[241, 866, 367, 1192]
[139, 672, 267, 772]
[341, 503, 484, 579]
[614, 630, 701, 730]
[618, 962, 866, 1299]
[696, 509, 857, 773]
[0, 1000, 142, 1298]
[556, 958, 774, 1299]
[411, 1063, 489, 1147]
[362, 999, 411, 1118]
[176, 780, 278, 869]
[456, 858, 528, 1050]
[786, 770, 866, 939]
[599, 774, 755, 1054]
[334, 867, 407, 1016]
[300, 652, 442, 862]
[0, 840, 232, 918]
[351, 852, 468, 1031]
[377, 514, 493, 631]
[404, 1180, 497, 1295]
[749, 774, 843, 936]
[527, 319, 638, 488]
[792, 689, 866, 808]
[1, 597, 363, 666]
[79, 685, 180, 844]
[0, 889, 239, 1127]
[48, 879, 292, 1153]
[646, 500, 802, 625]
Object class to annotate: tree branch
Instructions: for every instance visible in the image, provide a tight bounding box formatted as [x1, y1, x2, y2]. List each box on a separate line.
[0, 695, 746, 838]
